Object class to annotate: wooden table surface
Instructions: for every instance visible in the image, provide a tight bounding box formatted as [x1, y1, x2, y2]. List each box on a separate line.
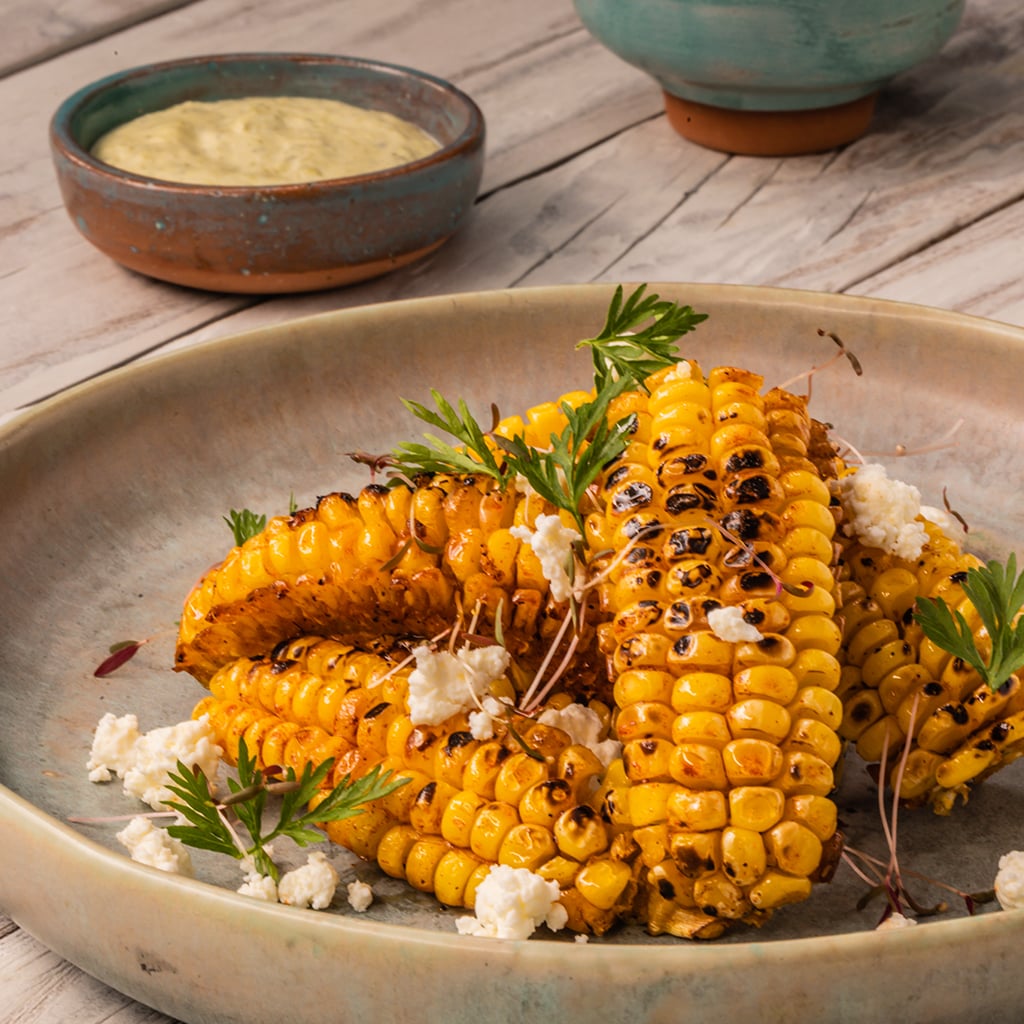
[2, 0, 1022, 1019]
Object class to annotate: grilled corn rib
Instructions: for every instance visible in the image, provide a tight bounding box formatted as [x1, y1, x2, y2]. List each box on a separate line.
[194, 635, 635, 934]
[175, 394, 607, 689]
[836, 517, 1024, 814]
[583, 362, 845, 938]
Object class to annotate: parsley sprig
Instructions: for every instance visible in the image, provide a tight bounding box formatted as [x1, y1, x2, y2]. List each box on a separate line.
[913, 554, 1024, 691]
[165, 738, 406, 882]
[494, 386, 634, 532]
[390, 285, 705, 527]
[578, 283, 707, 393]
[395, 393, 505, 483]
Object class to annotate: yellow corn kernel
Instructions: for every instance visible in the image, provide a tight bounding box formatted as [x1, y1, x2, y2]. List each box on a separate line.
[669, 831, 720, 879]
[519, 779, 576, 828]
[789, 648, 842, 691]
[869, 567, 920, 621]
[627, 781, 679, 825]
[671, 710, 732, 748]
[776, 751, 834, 796]
[441, 790, 487, 847]
[469, 801, 521, 861]
[461, 741, 511, 799]
[722, 738, 783, 785]
[665, 788, 727, 832]
[497, 823, 558, 872]
[405, 836, 450, 893]
[553, 805, 610, 861]
[786, 717, 844, 767]
[433, 848, 482, 907]
[494, 752, 553, 804]
[765, 821, 822, 877]
[624, 737, 675, 782]
[671, 672, 734, 713]
[376, 823, 419, 878]
[733, 665, 798, 704]
[537, 855, 583, 888]
[728, 786, 785, 832]
[845, 617, 901, 666]
[855, 715, 905, 764]
[783, 794, 838, 842]
[669, 743, 729, 790]
[324, 802, 394, 861]
[572, 859, 632, 912]
[748, 871, 812, 910]
[720, 827, 767, 887]
[726, 699, 792, 744]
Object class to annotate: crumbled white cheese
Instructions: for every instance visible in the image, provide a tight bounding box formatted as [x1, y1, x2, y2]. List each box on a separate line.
[455, 865, 567, 940]
[347, 879, 375, 913]
[468, 695, 508, 741]
[510, 514, 581, 604]
[88, 712, 223, 810]
[237, 872, 279, 902]
[663, 359, 694, 382]
[574, 933, 590, 944]
[836, 464, 928, 560]
[407, 644, 511, 727]
[87, 712, 143, 782]
[876, 912, 917, 931]
[536, 702, 622, 768]
[278, 851, 339, 910]
[707, 605, 764, 643]
[116, 816, 193, 876]
[995, 850, 1024, 910]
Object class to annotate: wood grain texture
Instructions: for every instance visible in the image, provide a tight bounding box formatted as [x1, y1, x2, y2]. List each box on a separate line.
[0, 1, 195, 78]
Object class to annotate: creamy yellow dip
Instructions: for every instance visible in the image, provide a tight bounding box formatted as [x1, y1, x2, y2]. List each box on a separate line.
[91, 96, 442, 186]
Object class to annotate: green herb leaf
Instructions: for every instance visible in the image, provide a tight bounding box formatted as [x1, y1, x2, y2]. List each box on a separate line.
[913, 553, 1024, 691]
[165, 737, 407, 882]
[224, 508, 267, 546]
[393, 391, 506, 482]
[496, 388, 634, 532]
[578, 284, 708, 393]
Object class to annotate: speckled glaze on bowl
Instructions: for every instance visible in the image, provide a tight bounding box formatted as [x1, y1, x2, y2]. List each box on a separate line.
[572, 0, 965, 154]
[2, 284, 1024, 1024]
[49, 53, 485, 293]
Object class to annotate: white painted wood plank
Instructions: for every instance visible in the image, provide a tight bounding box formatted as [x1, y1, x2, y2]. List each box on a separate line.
[600, 1, 1024, 306]
[0, 0, 655, 416]
[0, 1, 195, 77]
[847, 199, 1024, 327]
[0, 917, 178, 1023]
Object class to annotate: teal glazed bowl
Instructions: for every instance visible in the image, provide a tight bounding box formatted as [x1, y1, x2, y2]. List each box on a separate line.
[572, 0, 965, 155]
[50, 54, 485, 293]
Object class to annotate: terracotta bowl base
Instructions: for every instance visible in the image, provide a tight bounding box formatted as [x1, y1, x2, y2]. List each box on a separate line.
[663, 91, 878, 156]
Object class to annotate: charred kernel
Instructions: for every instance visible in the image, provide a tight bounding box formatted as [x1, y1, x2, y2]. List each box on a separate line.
[992, 721, 1011, 742]
[924, 682, 944, 697]
[364, 702, 392, 720]
[667, 528, 716, 557]
[270, 659, 293, 675]
[726, 475, 773, 505]
[976, 739, 996, 751]
[605, 465, 632, 489]
[665, 484, 718, 515]
[612, 482, 655, 514]
[657, 878, 676, 899]
[444, 730, 475, 754]
[741, 572, 774, 591]
[724, 449, 765, 472]
[719, 509, 763, 541]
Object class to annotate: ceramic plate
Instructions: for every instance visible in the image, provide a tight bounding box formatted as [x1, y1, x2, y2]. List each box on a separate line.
[2, 284, 1023, 1024]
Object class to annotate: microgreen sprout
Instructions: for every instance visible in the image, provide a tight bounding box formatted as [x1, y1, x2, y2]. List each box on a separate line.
[164, 738, 406, 882]
[224, 507, 267, 546]
[913, 554, 1024, 692]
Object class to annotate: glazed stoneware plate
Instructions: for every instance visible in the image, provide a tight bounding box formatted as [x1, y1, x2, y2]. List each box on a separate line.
[1, 284, 1023, 1024]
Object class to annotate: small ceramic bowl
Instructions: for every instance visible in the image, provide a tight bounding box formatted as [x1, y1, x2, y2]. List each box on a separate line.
[572, 0, 965, 156]
[50, 53, 485, 293]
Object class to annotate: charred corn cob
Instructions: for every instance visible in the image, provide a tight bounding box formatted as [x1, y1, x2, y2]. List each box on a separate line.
[175, 392, 612, 689]
[194, 634, 635, 934]
[585, 361, 845, 938]
[836, 512, 1024, 814]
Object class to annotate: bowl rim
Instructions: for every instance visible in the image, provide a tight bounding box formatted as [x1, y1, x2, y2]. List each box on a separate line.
[49, 51, 486, 194]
